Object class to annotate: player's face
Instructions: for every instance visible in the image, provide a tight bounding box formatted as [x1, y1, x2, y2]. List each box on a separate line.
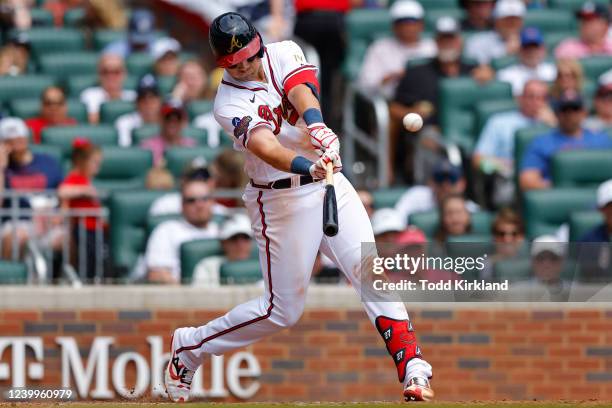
[226, 54, 262, 82]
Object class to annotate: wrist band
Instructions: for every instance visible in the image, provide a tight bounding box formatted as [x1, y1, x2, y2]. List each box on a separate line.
[303, 108, 323, 126]
[290, 156, 314, 176]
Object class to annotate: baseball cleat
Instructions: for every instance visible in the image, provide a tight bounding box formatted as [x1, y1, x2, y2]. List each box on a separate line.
[403, 377, 435, 402]
[165, 331, 194, 402]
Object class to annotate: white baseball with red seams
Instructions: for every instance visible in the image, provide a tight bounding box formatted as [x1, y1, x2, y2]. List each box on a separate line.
[169, 40, 433, 395]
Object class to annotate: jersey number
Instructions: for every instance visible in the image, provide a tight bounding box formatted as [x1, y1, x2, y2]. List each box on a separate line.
[257, 95, 299, 135]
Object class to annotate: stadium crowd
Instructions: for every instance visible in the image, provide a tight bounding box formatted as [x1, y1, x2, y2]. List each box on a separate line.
[0, 0, 611, 291]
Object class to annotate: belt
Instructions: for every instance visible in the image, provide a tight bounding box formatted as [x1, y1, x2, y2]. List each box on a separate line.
[250, 175, 317, 189]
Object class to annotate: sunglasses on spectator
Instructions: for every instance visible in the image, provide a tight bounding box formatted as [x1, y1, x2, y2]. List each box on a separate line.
[534, 252, 561, 262]
[494, 229, 520, 238]
[42, 98, 65, 106]
[559, 105, 582, 112]
[433, 173, 459, 184]
[227, 54, 257, 70]
[183, 195, 211, 204]
[100, 68, 124, 75]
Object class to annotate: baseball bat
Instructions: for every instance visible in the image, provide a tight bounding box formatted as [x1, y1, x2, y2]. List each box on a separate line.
[323, 162, 339, 237]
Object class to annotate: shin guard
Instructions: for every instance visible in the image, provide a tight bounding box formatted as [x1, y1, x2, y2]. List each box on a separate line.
[375, 316, 422, 383]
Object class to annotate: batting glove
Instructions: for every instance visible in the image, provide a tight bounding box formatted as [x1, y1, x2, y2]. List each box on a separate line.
[307, 123, 340, 156]
[309, 150, 342, 179]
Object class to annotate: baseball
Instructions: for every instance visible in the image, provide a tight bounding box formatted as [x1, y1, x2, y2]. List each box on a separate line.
[403, 113, 423, 132]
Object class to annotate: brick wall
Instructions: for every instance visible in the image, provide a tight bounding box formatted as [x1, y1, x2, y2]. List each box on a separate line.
[1, 307, 612, 401]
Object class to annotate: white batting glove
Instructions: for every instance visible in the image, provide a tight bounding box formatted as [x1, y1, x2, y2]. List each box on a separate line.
[307, 123, 340, 156]
[309, 150, 342, 179]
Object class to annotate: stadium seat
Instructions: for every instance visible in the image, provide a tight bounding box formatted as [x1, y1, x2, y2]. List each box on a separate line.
[38, 52, 99, 79]
[13, 28, 85, 57]
[474, 99, 517, 137]
[551, 149, 612, 188]
[180, 239, 223, 283]
[0, 75, 55, 104]
[220, 259, 262, 285]
[30, 144, 62, 163]
[342, 40, 368, 80]
[523, 187, 597, 239]
[569, 210, 604, 242]
[513, 125, 552, 186]
[188, 100, 214, 120]
[30, 8, 54, 26]
[491, 55, 518, 71]
[66, 75, 138, 97]
[132, 125, 209, 146]
[94, 147, 153, 191]
[493, 258, 531, 282]
[108, 190, 167, 273]
[41, 125, 118, 156]
[580, 56, 612, 82]
[544, 31, 576, 53]
[408, 210, 494, 238]
[0, 261, 28, 284]
[146, 214, 181, 239]
[9, 98, 88, 123]
[549, 0, 608, 11]
[439, 79, 512, 152]
[63, 7, 85, 27]
[164, 146, 221, 178]
[346, 9, 391, 45]
[99, 100, 135, 124]
[126, 52, 155, 77]
[158, 75, 176, 95]
[523, 9, 577, 33]
[372, 187, 406, 209]
[92, 29, 166, 51]
[416, 0, 459, 9]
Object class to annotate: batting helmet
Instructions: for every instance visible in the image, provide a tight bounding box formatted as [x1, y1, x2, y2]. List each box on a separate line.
[209, 12, 264, 68]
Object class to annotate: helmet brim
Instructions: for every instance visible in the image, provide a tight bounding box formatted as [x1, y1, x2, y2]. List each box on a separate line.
[216, 36, 261, 68]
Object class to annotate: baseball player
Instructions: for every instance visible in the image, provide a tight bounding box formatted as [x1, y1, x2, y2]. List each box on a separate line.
[165, 12, 434, 402]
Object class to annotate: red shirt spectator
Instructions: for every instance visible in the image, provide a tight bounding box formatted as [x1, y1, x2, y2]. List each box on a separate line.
[26, 86, 77, 144]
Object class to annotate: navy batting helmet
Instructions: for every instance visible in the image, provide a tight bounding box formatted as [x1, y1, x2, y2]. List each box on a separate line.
[209, 12, 264, 68]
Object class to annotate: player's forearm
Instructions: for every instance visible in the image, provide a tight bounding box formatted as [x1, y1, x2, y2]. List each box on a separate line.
[288, 84, 321, 119]
[248, 127, 302, 173]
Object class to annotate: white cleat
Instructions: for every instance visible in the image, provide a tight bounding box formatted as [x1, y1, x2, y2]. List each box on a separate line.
[403, 377, 435, 402]
[164, 331, 195, 402]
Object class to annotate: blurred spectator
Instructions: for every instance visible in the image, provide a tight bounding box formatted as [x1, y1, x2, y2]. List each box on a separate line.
[357, 189, 374, 218]
[192, 214, 253, 287]
[584, 72, 612, 131]
[519, 91, 612, 191]
[473, 79, 554, 205]
[44, 0, 84, 27]
[0, 0, 32, 32]
[26, 86, 77, 144]
[171, 60, 208, 104]
[435, 193, 472, 243]
[0, 118, 63, 259]
[145, 166, 175, 191]
[83, 0, 126, 30]
[358, 0, 436, 99]
[390, 17, 493, 184]
[395, 160, 479, 222]
[140, 99, 195, 167]
[464, 0, 525, 64]
[80, 54, 136, 124]
[497, 27, 557, 96]
[210, 149, 248, 208]
[115, 74, 161, 147]
[481, 207, 526, 279]
[555, 2, 612, 59]
[460, 0, 495, 31]
[224, 0, 292, 42]
[152, 37, 181, 77]
[580, 179, 612, 242]
[0, 31, 30, 76]
[103, 9, 155, 58]
[550, 58, 584, 100]
[372, 207, 405, 244]
[145, 177, 219, 284]
[58, 138, 105, 281]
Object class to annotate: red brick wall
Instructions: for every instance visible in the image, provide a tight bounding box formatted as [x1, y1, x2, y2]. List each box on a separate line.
[1, 308, 612, 401]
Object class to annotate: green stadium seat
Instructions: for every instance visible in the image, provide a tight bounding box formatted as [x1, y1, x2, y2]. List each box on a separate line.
[551, 149, 612, 188]
[220, 259, 262, 285]
[132, 125, 208, 146]
[439, 79, 512, 152]
[0, 261, 28, 284]
[346, 9, 391, 45]
[14, 28, 84, 56]
[30, 8, 54, 26]
[187, 100, 214, 120]
[513, 125, 552, 182]
[158, 75, 176, 95]
[491, 55, 518, 71]
[146, 214, 181, 238]
[408, 210, 494, 238]
[342, 39, 368, 80]
[164, 146, 221, 178]
[94, 147, 153, 191]
[99, 100, 135, 124]
[66, 75, 139, 97]
[523, 187, 597, 239]
[38, 52, 99, 79]
[474, 99, 517, 136]
[580, 56, 612, 82]
[9, 98, 87, 123]
[569, 210, 604, 242]
[41, 125, 118, 156]
[548, 0, 608, 11]
[63, 7, 85, 27]
[0, 75, 55, 104]
[544, 31, 576, 53]
[127, 52, 155, 77]
[417, 0, 459, 8]
[493, 258, 531, 282]
[523, 9, 577, 33]
[30, 144, 62, 163]
[180, 239, 223, 283]
[372, 187, 406, 209]
[108, 190, 167, 273]
[93, 29, 166, 51]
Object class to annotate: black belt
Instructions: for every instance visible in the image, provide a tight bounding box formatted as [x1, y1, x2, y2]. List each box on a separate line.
[250, 175, 317, 189]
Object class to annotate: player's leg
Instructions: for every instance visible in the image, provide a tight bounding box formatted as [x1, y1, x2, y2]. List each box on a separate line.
[319, 173, 434, 401]
[166, 184, 323, 401]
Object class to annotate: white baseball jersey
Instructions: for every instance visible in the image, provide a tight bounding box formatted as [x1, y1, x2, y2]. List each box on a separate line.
[214, 41, 319, 183]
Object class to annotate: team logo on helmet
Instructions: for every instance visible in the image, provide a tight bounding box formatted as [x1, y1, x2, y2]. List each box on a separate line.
[232, 116, 252, 138]
[228, 35, 244, 53]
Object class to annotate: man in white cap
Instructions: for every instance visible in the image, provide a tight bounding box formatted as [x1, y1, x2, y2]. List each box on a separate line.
[580, 179, 612, 242]
[371, 207, 406, 244]
[152, 37, 182, 77]
[0, 117, 64, 259]
[358, 0, 436, 99]
[192, 214, 254, 287]
[465, 0, 525, 64]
